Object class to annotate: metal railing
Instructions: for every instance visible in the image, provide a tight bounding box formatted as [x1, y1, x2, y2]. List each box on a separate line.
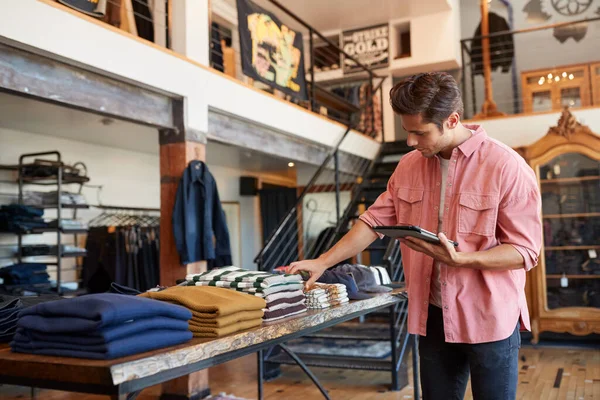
[254, 127, 377, 272]
[210, 0, 386, 139]
[461, 16, 600, 120]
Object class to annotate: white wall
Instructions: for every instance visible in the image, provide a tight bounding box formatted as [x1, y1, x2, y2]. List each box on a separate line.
[208, 165, 296, 271]
[388, 8, 462, 76]
[0, 127, 299, 282]
[460, 0, 600, 116]
[467, 107, 600, 148]
[0, 126, 160, 284]
[0, 0, 378, 160]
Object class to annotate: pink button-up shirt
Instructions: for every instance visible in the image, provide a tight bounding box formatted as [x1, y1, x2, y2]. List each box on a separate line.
[360, 125, 542, 344]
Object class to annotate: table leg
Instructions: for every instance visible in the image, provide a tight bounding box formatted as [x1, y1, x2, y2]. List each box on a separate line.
[389, 304, 399, 391]
[412, 334, 420, 400]
[257, 349, 264, 400]
[279, 344, 330, 400]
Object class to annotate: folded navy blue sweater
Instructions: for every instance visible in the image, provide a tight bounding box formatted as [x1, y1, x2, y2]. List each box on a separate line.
[11, 328, 193, 359]
[18, 293, 192, 333]
[16, 316, 189, 344]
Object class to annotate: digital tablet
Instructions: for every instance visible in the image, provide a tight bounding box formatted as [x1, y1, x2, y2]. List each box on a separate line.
[373, 225, 459, 247]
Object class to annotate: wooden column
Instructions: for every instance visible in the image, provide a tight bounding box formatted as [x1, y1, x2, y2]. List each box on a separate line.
[159, 101, 210, 400]
[474, 0, 505, 119]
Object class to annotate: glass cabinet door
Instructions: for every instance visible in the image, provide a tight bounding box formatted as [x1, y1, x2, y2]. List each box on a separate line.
[539, 153, 600, 310]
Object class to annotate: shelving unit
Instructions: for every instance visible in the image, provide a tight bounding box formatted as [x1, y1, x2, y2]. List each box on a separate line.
[540, 175, 600, 184]
[515, 108, 600, 342]
[12, 151, 90, 295]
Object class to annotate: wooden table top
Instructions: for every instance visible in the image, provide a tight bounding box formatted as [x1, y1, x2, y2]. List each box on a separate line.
[0, 290, 404, 391]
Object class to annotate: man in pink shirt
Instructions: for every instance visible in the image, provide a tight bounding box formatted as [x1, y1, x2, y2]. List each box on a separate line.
[290, 72, 542, 400]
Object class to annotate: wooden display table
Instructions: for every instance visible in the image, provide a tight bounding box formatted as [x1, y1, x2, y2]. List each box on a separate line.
[0, 290, 410, 400]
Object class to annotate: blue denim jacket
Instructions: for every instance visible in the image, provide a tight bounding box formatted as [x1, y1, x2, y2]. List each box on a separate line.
[172, 161, 232, 267]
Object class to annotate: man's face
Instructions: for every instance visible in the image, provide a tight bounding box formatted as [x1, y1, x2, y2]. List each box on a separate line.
[401, 114, 450, 158]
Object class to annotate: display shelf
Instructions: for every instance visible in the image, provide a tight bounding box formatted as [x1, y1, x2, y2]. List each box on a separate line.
[543, 212, 600, 219]
[540, 175, 600, 184]
[547, 275, 600, 279]
[545, 245, 600, 251]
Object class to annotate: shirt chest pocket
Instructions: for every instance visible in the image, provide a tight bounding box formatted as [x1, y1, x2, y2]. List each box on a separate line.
[396, 187, 424, 226]
[458, 193, 498, 236]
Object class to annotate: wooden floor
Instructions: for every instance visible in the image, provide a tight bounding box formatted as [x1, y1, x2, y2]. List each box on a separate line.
[1, 346, 599, 399]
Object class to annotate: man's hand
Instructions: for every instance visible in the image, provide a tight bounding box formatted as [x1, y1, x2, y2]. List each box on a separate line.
[400, 233, 462, 267]
[289, 258, 328, 288]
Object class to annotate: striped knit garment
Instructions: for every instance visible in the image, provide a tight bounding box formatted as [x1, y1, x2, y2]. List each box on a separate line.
[305, 283, 349, 309]
[186, 267, 307, 319]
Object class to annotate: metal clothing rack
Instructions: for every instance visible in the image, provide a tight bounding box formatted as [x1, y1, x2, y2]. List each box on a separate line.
[14, 151, 90, 295]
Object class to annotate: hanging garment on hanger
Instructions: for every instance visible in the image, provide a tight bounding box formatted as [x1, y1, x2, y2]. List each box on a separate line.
[132, 0, 154, 41]
[58, 0, 107, 17]
[102, 0, 122, 27]
[172, 161, 232, 268]
[470, 12, 514, 76]
[211, 22, 225, 72]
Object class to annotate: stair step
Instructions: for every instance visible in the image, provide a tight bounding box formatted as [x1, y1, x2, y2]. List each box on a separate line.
[302, 323, 391, 341]
[369, 172, 392, 180]
[381, 141, 412, 155]
[365, 246, 388, 251]
[266, 353, 393, 371]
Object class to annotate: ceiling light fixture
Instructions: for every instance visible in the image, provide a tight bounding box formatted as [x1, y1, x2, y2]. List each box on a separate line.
[562, 72, 567, 78]
[288, 162, 295, 167]
[569, 74, 574, 80]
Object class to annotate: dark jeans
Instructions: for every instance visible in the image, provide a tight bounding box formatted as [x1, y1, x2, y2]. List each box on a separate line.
[419, 305, 520, 400]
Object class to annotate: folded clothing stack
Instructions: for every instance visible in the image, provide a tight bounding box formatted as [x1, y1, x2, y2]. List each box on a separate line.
[140, 286, 266, 338]
[0, 263, 50, 286]
[0, 297, 22, 343]
[185, 266, 307, 322]
[11, 293, 193, 359]
[23, 191, 87, 208]
[305, 283, 349, 309]
[0, 205, 47, 233]
[18, 244, 87, 257]
[0, 294, 61, 343]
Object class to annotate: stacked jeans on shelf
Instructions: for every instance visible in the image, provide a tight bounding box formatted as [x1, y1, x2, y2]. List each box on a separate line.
[11, 293, 192, 359]
[0, 205, 47, 233]
[0, 263, 49, 286]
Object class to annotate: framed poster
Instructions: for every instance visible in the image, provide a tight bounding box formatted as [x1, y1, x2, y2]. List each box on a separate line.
[237, 0, 308, 100]
[342, 23, 390, 74]
[222, 202, 241, 268]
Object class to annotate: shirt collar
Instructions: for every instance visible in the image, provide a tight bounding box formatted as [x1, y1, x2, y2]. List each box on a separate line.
[189, 160, 206, 184]
[458, 124, 487, 157]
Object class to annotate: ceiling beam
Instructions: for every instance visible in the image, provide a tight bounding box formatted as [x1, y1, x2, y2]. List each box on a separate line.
[208, 108, 369, 175]
[0, 41, 175, 129]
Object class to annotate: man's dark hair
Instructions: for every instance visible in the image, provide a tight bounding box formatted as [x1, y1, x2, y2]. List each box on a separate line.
[389, 72, 464, 129]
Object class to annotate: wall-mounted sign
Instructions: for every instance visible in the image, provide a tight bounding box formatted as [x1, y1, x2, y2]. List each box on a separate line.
[237, 0, 308, 100]
[341, 24, 389, 74]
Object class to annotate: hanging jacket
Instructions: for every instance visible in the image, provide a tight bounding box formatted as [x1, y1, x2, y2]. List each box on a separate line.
[172, 160, 232, 267]
[470, 12, 514, 76]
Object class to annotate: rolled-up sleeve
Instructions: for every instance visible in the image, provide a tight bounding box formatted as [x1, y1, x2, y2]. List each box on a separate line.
[359, 175, 398, 239]
[496, 157, 542, 271]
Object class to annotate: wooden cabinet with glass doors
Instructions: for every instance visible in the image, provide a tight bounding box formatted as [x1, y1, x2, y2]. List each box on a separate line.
[515, 108, 600, 343]
[591, 62, 600, 106]
[521, 62, 593, 113]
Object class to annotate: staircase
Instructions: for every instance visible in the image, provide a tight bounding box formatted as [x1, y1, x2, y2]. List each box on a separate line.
[261, 140, 416, 392]
[321, 140, 412, 270]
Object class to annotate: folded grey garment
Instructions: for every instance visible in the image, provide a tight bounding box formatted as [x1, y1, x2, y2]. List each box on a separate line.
[334, 264, 392, 293]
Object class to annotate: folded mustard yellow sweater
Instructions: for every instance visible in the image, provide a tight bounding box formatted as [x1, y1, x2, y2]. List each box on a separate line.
[139, 286, 266, 318]
[188, 318, 263, 338]
[189, 309, 264, 328]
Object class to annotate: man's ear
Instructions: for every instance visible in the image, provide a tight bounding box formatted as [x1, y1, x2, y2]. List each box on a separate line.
[446, 112, 460, 130]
